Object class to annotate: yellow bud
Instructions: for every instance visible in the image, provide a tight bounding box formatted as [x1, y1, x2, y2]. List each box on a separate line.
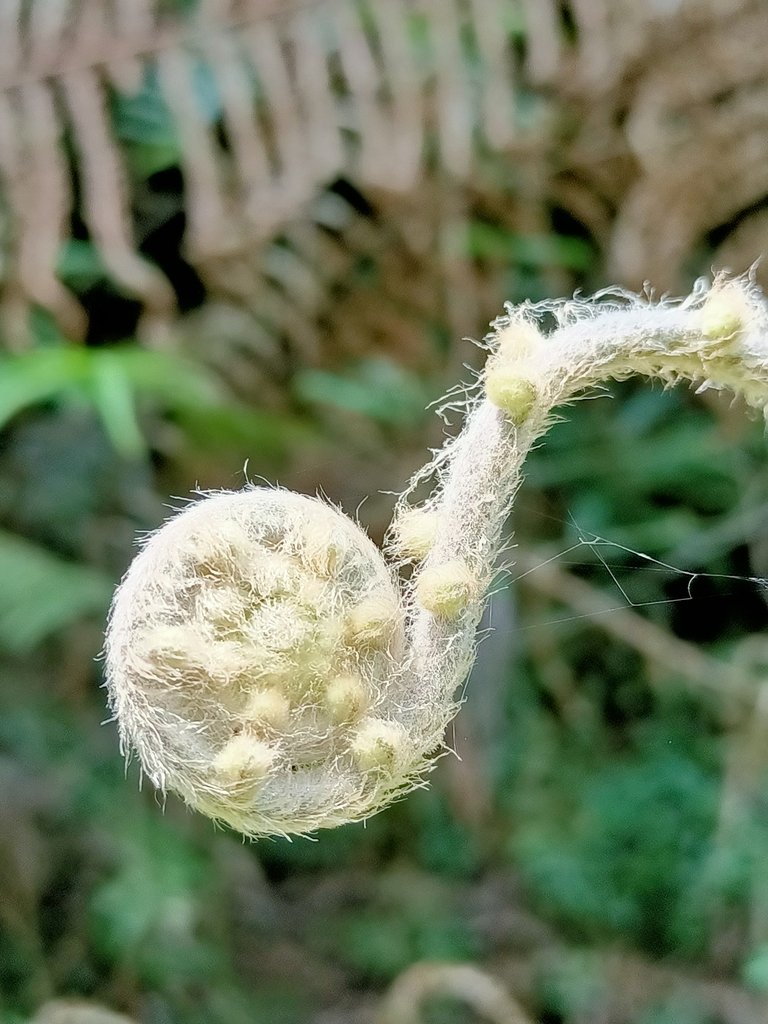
[189, 520, 251, 579]
[212, 734, 275, 782]
[415, 560, 476, 618]
[485, 365, 537, 424]
[699, 285, 749, 342]
[139, 624, 205, 671]
[247, 551, 300, 600]
[195, 585, 247, 632]
[351, 717, 408, 772]
[394, 508, 439, 560]
[299, 519, 344, 577]
[346, 594, 399, 648]
[205, 638, 259, 682]
[242, 688, 291, 729]
[325, 674, 367, 722]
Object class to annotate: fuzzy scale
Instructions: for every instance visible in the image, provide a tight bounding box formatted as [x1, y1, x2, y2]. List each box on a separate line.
[106, 275, 768, 837]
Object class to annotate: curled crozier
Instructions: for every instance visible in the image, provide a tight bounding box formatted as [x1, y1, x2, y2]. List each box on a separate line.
[105, 489, 439, 836]
[106, 275, 768, 837]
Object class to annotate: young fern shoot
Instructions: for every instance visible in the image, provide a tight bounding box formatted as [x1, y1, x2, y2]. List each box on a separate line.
[105, 275, 768, 837]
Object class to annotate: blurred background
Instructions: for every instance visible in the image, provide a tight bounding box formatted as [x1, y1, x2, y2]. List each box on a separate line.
[2, 1, 768, 1022]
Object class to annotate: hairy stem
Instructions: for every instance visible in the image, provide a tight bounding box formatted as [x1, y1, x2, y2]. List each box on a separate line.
[106, 274, 768, 836]
[404, 275, 768, 717]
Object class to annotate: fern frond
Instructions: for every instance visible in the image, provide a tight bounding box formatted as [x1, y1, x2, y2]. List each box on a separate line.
[0, 0, 764, 352]
[0, 0, 532, 347]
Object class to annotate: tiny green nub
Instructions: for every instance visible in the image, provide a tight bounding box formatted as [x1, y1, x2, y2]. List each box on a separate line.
[212, 734, 275, 783]
[346, 594, 398, 648]
[698, 283, 751, 344]
[394, 508, 439, 560]
[351, 717, 407, 772]
[325, 674, 367, 722]
[242, 688, 291, 729]
[485, 367, 537, 424]
[415, 560, 476, 619]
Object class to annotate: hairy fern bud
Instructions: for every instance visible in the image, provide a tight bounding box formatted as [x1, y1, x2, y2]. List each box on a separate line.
[106, 489, 423, 836]
[106, 274, 768, 837]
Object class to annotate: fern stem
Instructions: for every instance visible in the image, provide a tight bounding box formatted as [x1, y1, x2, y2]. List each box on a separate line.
[106, 275, 768, 836]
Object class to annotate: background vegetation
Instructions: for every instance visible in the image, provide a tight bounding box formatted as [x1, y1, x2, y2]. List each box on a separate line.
[2, 1, 768, 1021]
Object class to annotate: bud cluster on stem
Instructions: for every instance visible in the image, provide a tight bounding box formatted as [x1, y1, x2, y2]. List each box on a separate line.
[105, 275, 768, 837]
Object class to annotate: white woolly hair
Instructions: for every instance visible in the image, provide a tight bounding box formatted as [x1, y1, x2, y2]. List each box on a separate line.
[106, 488, 429, 836]
[105, 274, 768, 837]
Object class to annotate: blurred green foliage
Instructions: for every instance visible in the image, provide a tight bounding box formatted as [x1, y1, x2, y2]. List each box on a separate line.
[5, 330, 768, 1022]
[294, 358, 433, 429]
[0, 530, 112, 653]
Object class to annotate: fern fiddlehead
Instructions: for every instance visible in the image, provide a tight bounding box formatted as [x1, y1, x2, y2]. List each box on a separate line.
[105, 276, 768, 837]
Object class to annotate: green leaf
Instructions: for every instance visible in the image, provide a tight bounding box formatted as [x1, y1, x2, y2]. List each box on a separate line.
[28, 306, 69, 347]
[0, 345, 225, 457]
[112, 60, 221, 148]
[294, 358, 430, 428]
[123, 139, 181, 178]
[57, 239, 111, 292]
[0, 531, 112, 653]
[112, 66, 178, 147]
[89, 812, 216, 986]
[90, 346, 221, 406]
[743, 943, 768, 993]
[0, 341, 309, 465]
[171, 401, 310, 460]
[0, 348, 92, 428]
[87, 351, 146, 458]
[467, 222, 594, 270]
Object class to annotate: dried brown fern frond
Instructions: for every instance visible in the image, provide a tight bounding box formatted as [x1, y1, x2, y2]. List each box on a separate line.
[0, 0, 537, 348]
[378, 961, 532, 1024]
[556, 0, 768, 290]
[0, 0, 767, 358]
